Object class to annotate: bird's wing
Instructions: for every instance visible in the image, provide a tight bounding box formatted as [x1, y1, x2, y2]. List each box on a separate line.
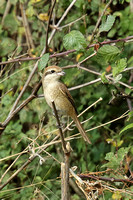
[59, 82, 78, 114]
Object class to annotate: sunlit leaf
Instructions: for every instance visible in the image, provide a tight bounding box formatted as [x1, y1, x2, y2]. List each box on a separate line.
[38, 13, 49, 21]
[101, 72, 109, 83]
[120, 123, 133, 134]
[99, 15, 116, 33]
[63, 30, 87, 51]
[96, 45, 120, 63]
[112, 58, 127, 77]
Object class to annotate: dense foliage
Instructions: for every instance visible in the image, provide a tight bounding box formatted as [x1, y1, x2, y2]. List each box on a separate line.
[0, 0, 133, 199]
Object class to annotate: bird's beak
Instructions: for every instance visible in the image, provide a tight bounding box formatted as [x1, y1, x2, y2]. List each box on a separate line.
[57, 71, 65, 76]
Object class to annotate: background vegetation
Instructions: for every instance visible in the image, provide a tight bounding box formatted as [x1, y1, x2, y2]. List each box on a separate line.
[0, 0, 133, 199]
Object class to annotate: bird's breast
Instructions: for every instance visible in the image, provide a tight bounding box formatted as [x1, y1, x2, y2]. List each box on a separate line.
[43, 81, 74, 116]
[43, 82, 59, 106]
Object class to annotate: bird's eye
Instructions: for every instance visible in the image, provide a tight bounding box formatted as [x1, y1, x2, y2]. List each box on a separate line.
[51, 70, 55, 73]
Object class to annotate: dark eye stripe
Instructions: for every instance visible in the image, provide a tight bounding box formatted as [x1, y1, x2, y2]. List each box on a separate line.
[44, 71, 52, 77]
[44, 70, 56, 77]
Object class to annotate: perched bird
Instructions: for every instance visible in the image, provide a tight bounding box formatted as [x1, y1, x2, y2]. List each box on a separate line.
[42, 66, 91, 144]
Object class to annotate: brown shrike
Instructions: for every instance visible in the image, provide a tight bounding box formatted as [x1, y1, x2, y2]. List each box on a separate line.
[42, 66, 91, 144]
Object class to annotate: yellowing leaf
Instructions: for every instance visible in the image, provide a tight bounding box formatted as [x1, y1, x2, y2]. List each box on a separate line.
[8, 91, 13, 96]
[76, 53, 83, 62]
[117, 140, 123, 147]
[112, 140, 123, 147]
[31, 0, 42, 4]
[112, 191, 122, 200]
[106, 139, 123, 147]
[87, 35, 92, 41]
[106, 138, 113, 144]
[0, 84, 4, 90]
[38, 13, 49, 21]
[26, 6, 35, 17]
[49, 48, 54, 53]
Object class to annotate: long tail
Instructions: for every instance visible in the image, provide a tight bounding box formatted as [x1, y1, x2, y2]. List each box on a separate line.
[73, 115, 91, 144]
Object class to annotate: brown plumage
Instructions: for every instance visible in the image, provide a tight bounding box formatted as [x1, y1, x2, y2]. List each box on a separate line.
[42, 66, 91, 144]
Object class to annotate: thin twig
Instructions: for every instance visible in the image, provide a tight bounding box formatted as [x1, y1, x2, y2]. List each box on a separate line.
[0, 0, 77, 135]
[1, 63, 133, 133]
[0, 155, 36, 191]
[20, 3, 35, 50]
[51, 101, 67, 153]
[45, 0, 56, 53]
[0, 150, 27, 162]
[1, 96, 98, 191]
[51, 14, 87, 30]
[0, 153, 22, 184]
[1, 0, 11, 26]
[69, 77, 101, 91]
[0, 88, 13, 99]
[86, 110, 129, 133]
[89, 0, 114, 43]
[79, 174, 133, 184]
[69, 65, 133, 91]
[0, 103, 126, 191]
[64, 97, 102, 132]
[68, 110, 128, 139]
[0, 99, 100, 163]
[5, 0, 75, 120]
[1, 36, 133, 66]
[78, 52, 97, 65]
[6, 0, 56, 118]
[42, 0, 77, 55]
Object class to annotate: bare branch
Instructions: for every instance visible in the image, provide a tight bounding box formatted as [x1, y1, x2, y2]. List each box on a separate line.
[79, 174, 133, 184]
[1, 0, 11, 26]
[42, 0, 77, 55]
[0, 36, 133, 66]
[20, 3, 35, 50]
[45, 0, 57, 53]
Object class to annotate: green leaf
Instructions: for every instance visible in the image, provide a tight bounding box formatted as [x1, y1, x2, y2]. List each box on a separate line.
[102, 147, 129, 169]
[112, 58, 127, 77]
[96, 45, 120, 63]
[74, 0, 84, 8]
[102, 152, 119, 169]
[19, 109, 28, 123]
[99, 15, 116, 33]
[119, 0, 124, 4]
[117, 147, 129, 161]
[63, 30, 87, 51]
[120, 123, 133, 134]
[0, 37, 16, 56]
[127, 111, 133, 121]
[38, 53, 49, 71]
[105, 152, 114, 161]
[101, 72, 109, 83]
[3, 14, 18, 34]
[113, 74, 122, 83]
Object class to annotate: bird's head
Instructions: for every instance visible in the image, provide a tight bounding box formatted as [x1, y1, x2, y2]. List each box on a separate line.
[42, 66, 65, 82]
